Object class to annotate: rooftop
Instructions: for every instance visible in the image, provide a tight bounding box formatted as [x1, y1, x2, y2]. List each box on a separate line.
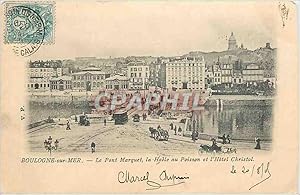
[169, 56, 205, 63]
[81, 67, 102, 71]
[29, 60, 62, 68]
[72, 71, 106, 75]
[106, 74, 129, 81]
[126, 61, 147, 67]
[50, 76, 72, 81]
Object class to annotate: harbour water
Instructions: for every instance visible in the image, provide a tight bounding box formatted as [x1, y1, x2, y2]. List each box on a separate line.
[191, 105, 272, 140]
[29, 102, 91, 123]
[29, 102, 273, 141]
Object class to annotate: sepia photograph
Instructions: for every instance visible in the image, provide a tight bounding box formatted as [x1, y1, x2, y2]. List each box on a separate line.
[0, 1, 298, 193]
[25, 3, 276, 155]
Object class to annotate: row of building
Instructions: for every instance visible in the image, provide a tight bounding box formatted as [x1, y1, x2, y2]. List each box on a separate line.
[205, 58, 269, 88]
[27, 55, 275, 92]
[27, 32, 276, 92]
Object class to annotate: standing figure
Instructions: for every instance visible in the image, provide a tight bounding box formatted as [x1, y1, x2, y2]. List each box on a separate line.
[222, 134, 227, 144]
[48, 136, 53, 145]
[44, 140, 48, 148]
[191, 130, 197, 142]
[75, 115, 77, 122]
[66, 120, 71, 130]
[226, 135, 231, 144]
[104, 118, 107, 126]
[178, 127, 182, 136]
[170, 123, 174, 130]
[91, 142, 96, 153]
[254, 137, 261, 149]
[174, 126, 177, 135]
[54, 139, 59, 150]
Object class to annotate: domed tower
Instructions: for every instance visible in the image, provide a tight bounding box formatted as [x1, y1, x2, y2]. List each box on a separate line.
[228, 32, 238, 51]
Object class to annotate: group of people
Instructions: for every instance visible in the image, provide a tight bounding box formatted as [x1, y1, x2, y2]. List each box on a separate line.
[43, 136, 59, 150]
[220, 134, 231, 144]
[169, 123, 182, 135]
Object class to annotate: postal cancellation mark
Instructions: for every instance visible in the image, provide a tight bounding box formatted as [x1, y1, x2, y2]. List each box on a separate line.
[4, 2, 55, 56]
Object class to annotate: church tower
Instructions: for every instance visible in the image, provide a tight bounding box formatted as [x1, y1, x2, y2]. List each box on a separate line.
[228, 32, 238, 51]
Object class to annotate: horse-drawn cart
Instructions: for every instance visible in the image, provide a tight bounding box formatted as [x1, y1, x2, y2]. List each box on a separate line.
[78, 115, 90, 126]
[149, 127, 169, 141]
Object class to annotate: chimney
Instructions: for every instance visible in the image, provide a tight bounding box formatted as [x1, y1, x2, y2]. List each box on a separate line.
[266, 43, 271, 49]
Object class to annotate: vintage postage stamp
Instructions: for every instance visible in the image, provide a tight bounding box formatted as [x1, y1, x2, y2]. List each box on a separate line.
[4, 1, 55, 44]
[4, 1, 55, 56]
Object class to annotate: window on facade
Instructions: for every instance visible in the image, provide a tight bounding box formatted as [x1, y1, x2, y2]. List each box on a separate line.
[139, 73, 142, 77]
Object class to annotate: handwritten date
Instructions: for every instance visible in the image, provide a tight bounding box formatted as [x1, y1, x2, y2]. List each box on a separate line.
[230, 162, 271, 190]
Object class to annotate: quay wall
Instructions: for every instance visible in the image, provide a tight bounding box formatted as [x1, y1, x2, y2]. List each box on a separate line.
[205, 99, 273, 106]
[29, 94, 274, 106]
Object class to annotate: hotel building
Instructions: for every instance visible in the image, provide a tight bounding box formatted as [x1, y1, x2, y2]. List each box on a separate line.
[166, 57, 205, 90]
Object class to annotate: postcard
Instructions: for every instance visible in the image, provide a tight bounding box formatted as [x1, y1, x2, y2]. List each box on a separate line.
[0, 0, 298, 193]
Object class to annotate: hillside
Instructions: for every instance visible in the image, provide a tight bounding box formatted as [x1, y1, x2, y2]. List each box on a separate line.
[183, 47, 276, 77]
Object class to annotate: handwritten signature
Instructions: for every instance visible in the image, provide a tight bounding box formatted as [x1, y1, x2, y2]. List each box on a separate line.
[118, 170, 189, 190]
[230, 161, 271, 190]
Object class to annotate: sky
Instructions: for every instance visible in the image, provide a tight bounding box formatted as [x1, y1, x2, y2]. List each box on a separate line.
[33, 1, 279, 60]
